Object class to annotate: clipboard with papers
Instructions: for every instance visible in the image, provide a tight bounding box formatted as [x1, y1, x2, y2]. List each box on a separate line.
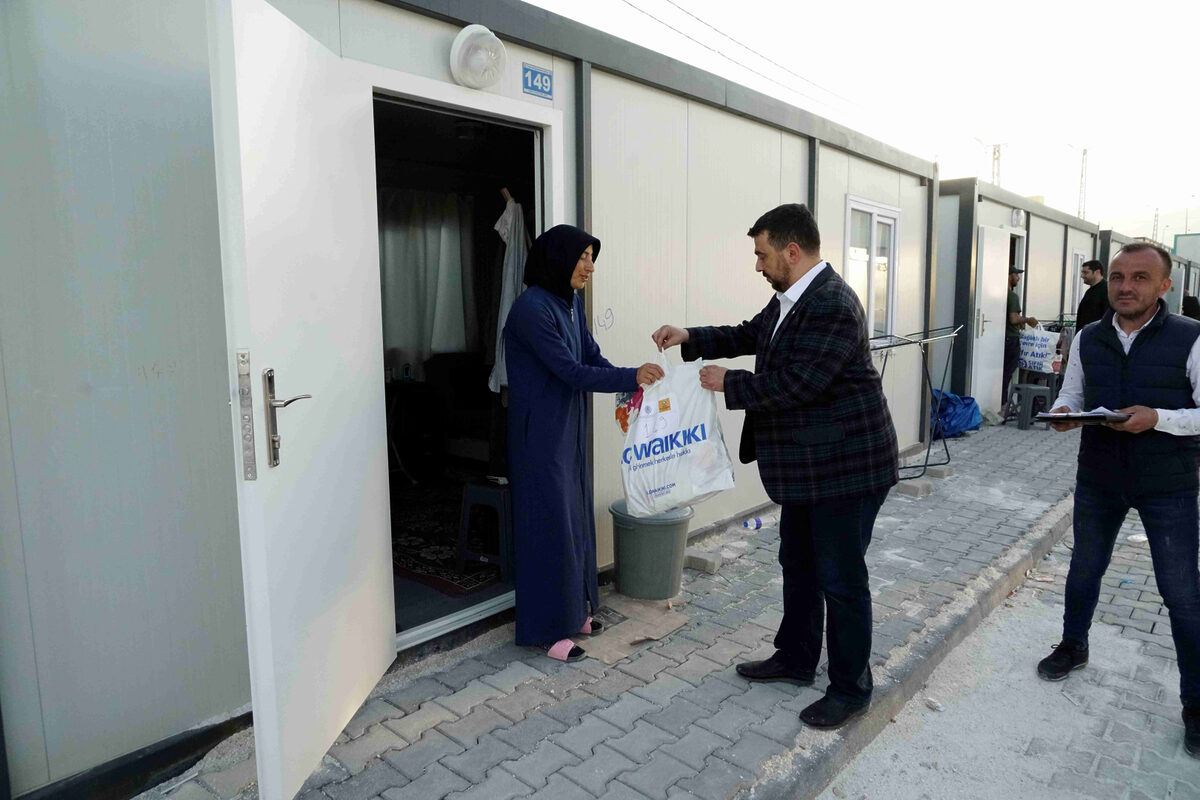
[1034, 408, 1132, 425]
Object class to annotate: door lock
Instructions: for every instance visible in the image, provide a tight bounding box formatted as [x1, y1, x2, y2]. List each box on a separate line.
[262, 368, 313, 467]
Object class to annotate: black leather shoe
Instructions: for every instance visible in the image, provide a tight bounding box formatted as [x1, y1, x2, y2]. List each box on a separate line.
[735, 652, 814, 684]
[799, 695, 868, 729]
[1184, 706, 1200, 758]
[1037, 640, 1088, 681]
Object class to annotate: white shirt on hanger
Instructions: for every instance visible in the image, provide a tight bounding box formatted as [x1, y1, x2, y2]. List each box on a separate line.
[488, 198, 529, 392]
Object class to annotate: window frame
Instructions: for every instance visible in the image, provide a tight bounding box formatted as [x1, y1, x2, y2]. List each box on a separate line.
[843, 195, 902, 337]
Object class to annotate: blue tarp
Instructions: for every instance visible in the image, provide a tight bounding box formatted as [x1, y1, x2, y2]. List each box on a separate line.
[930, 390, 982, 439]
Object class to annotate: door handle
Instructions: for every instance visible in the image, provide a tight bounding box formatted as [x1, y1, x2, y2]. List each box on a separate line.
[979, 310, 988, 337]
[262, 368, 313, 467]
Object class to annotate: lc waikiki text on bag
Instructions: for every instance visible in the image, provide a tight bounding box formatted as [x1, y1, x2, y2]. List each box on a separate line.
[614, 354, 735, 517]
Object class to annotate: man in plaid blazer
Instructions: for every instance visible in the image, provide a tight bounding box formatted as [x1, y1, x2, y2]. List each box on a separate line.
[652, 203, 898, 728]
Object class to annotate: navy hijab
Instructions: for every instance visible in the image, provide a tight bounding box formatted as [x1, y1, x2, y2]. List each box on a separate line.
[523, 224, 600, 304]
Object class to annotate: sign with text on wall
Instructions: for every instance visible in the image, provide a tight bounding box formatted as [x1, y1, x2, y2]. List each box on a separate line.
[522, 63, 553, 100]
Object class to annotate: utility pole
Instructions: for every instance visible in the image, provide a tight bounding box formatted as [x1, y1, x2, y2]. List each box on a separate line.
[1077, 148, 1087, 219]
[1152, 208, 1159, 241]
[991, 144, 1002, 186]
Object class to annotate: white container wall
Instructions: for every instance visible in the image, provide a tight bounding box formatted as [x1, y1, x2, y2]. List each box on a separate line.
[333, 0, 578, 225]
[1026, 216, 1067, 321]
[589, 70, 818, 566]
[0, 0, 250, 792]
[818, 149, 928, 452]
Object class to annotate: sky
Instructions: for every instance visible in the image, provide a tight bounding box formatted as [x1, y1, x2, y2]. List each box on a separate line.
[525, 0, 1200, 246]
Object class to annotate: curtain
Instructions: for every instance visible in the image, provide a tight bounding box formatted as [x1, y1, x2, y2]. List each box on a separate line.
[378, 189, 477, 379]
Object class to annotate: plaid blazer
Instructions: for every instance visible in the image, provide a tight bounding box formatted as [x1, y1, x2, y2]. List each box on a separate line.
[681, 266, 898, 505]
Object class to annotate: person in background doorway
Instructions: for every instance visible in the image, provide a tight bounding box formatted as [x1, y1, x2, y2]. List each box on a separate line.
[1075, 259, 1110, 330]
[1003, 265, 1038, 416]
[504, 225, 663, 662]
[652, 203, 898, 729]
[1182, 295, 1200, 322]
[1040, 242, 1200, 757]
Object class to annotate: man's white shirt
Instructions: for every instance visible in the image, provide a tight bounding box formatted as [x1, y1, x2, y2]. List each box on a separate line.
[1052, 314, 1200, 435]
[772, 262, 828, 342]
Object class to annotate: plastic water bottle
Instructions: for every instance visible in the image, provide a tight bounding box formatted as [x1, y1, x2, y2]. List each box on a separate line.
[744, 518, 764, 530]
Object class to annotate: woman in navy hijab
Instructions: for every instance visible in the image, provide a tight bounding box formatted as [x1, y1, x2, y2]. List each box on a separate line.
[504, 225, 663, 660]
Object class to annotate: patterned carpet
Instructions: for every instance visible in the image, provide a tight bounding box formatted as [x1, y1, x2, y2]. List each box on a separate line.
[390, 478, 501, 596]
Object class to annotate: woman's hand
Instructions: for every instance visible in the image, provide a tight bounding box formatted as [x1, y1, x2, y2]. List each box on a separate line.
[637, 363, 665, 387]
[651, 325, 689, 350]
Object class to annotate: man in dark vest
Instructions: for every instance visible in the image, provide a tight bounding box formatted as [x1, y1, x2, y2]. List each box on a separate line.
[1040, 242, 1200, 757]
[1075, 258, 1109, 329]
[652, 203, 898, 729]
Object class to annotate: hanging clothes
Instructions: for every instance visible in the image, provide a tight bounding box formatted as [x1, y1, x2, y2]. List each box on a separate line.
[487, 198, 529, 392]
[378, 188, 477, 378]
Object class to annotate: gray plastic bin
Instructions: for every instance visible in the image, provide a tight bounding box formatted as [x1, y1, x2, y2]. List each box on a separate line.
[609, 499, 694, 600]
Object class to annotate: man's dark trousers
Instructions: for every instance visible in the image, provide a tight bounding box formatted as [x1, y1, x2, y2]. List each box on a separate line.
[1002, 335, 1020, 407]
[776, 487, 890, 707]
[1064, 481, 1200, 706]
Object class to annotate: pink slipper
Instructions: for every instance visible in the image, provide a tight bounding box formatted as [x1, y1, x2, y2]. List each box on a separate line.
[578, 616, 605, 637]
[547, 639, 585, 662]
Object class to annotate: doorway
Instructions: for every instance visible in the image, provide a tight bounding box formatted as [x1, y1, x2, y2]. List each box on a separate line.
[373, 96, 539, 644]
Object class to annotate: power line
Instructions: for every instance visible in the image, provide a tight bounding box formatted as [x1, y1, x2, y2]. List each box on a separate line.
[616, 0, 832, 111]
[658, 0, 857, 108]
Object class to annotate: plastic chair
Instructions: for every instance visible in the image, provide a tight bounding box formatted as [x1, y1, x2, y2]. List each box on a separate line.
[1014, 383, 1053, 431]
[456, 479, 514, 581]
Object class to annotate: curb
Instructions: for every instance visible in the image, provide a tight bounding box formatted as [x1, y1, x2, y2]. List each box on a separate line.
[746, 492, 1075, 800]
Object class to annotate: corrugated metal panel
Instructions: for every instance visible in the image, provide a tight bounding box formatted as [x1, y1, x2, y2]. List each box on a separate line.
[1027, 216, 1067, 321]
[0, 1, 249, 790]
[589, 72, 690, 566]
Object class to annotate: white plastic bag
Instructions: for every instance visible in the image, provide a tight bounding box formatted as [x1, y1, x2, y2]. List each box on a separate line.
[618, 354, 735, 517]
[1019, 325, 1060, 374]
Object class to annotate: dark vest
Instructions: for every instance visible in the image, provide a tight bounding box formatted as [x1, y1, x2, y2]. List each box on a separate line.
[1077, 301, 1200, 495]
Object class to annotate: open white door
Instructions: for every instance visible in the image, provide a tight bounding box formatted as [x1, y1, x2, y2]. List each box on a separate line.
[972, 226, 1012, 412]
[208, 1, 395, 798]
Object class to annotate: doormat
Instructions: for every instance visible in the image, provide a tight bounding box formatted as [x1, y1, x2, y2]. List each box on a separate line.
[392, 532, 500, 596]
[582, 592, 689, 664]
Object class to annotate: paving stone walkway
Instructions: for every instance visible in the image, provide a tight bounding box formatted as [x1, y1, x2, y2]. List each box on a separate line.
[1022, 511, 1200, 799]
[814, 485, 1200, 799]
[142, 422, 1086, 800]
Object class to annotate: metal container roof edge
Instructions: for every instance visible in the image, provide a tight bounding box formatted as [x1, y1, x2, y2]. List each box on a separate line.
[939, 177, 1100, 234]
[383, 0, 937, 180]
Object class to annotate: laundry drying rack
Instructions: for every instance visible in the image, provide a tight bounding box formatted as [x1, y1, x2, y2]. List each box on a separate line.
[869, 325, 963, 480]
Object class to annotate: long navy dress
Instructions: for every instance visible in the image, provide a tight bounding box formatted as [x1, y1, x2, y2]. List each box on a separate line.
[505, 282, 636, 646]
